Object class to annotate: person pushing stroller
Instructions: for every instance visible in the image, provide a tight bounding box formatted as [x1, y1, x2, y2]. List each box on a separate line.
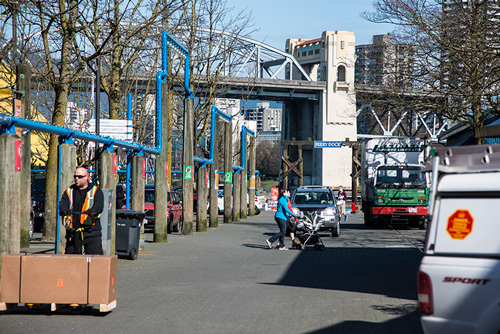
[266, 188, 297, 250]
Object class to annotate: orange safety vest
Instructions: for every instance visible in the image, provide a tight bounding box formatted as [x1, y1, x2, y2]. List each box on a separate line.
[65, 186, 99, 229]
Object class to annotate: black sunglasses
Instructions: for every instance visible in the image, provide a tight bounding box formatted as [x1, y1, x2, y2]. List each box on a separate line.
[74, 175, 87, 179]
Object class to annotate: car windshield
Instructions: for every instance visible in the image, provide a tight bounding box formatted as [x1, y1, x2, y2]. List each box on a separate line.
[144, 190, 155, 203]
[375, 166, 426, 188]
[292, 191, 333, 205]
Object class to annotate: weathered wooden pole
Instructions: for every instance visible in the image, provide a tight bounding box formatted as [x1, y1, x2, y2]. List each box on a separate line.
[17, 63, 32, 248]
[99, 148, 118, 255]
[182, 98, 194, 234]
[283, 145, 289, 190]
[154, 80, 169, 242]
[208, 115, 219, 228]
[0, 134, 22, 265]
[223, 122, 232, 224]
[248, 137, 256, 216]
[298, 144, 303, 187]
[58, 141, 76, 254]
[131, 154, 146, 211]
[232, 171, 241, 222]
[240, 152, 248, 220]
[196, 166, 208, 232]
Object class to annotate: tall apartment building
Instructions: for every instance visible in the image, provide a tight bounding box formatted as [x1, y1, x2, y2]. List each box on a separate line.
[242, 102, 282, 132]
[355, 34, 413, 87]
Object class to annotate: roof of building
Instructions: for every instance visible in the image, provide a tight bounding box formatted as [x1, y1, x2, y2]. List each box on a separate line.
[296, 38, 321, 47]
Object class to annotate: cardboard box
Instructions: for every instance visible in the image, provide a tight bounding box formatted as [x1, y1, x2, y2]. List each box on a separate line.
[0, 254, 21, 303]
[20, 254, 89, 304]
[88, 255, 117, 304]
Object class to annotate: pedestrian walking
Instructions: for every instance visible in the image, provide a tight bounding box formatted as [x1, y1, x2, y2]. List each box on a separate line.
[266, 188, 297, 250]
[337, 185, 348, 222]
[59, 166, 104, 255]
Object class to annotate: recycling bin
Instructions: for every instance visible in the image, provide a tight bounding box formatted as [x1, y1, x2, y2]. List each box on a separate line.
[115, 210, 145, 260]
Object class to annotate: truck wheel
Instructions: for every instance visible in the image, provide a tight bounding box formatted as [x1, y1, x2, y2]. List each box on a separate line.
[418, 219, 428, 230]
[363, 201, 372, 227]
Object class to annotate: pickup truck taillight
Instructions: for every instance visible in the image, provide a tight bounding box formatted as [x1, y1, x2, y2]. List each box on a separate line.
[417, 270, 433, 315]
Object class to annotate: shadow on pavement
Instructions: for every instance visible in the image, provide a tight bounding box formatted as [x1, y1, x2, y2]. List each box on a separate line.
[306, 308, 422, 334]
[262, 246, 422, 301]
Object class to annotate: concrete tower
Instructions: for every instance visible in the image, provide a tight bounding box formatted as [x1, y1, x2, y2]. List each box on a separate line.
[285, 31, 357, 188]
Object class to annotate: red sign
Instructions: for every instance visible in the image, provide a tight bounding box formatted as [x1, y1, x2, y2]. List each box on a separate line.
[205, 171, 209, 185]
[238, 173, 241, 185]
[142, 159, 146, 179]
[447, 210, 474, 240]
[112, 155, 117, 177]
[165, 162, 169, 180]
[15, 140, 22, 171]
[14, 99, 22, 137]
[271, 188, 279, 201]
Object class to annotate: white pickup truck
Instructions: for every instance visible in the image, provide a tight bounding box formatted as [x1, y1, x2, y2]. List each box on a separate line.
[418, 145, 500, 333]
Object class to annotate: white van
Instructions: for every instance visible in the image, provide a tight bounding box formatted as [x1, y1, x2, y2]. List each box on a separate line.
[418, 145, 500, 333]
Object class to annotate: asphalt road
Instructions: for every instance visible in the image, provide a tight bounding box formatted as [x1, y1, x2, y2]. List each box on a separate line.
[1, 211, 425, 334]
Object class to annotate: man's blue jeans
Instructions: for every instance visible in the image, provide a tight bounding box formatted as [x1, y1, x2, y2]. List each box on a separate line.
[269, 217, 287, 247]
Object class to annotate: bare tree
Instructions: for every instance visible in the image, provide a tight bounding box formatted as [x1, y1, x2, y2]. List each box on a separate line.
[363, 0, 500, 143]
[20, 0, 115, 241]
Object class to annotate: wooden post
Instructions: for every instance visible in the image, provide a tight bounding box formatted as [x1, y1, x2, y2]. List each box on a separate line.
[240, 136, 248, 219]
[232, 171, 240, 222]
[283, 145, 289, 190]
[298, 145, 303, 187]
[18, 63, 32, 248]
[154, 80, 169, 242]
[99, 149, 118, 255]
[131, 155, 145, 208]
[196, 166, 208, 232]
[224, 122, 232, 224]
[0, 135, 22, 265]
[208, 115, 219, 228]
[182, 98, 194, 234]
[248, 137, 256, 216]
[58, 142, 76, 254]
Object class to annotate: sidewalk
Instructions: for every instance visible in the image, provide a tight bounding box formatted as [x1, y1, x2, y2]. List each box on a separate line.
[2, 211, 423, 334]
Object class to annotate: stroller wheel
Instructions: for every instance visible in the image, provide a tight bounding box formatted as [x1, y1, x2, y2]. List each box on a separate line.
[300, 244, 306, 251]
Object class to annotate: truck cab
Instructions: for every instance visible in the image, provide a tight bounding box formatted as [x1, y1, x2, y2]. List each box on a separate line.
[360, 137, 430, 229]
[418, 145, 500, 333]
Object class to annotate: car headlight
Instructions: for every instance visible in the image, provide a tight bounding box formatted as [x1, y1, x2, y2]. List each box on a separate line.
[418, 199, 425, 204]
[377, 198, 384, 204]
[322, 208, 335, 216]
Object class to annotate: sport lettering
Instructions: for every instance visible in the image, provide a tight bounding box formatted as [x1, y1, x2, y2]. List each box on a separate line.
[443, 276, 491, 285]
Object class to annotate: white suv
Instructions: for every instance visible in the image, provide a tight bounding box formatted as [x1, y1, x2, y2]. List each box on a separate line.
[418, 146, 500, 333]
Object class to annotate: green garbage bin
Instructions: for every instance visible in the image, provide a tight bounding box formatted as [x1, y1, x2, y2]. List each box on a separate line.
[115, 210, 145, 260]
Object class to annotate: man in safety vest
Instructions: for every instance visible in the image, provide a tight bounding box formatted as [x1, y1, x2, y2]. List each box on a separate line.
[59, 166, 104, 254]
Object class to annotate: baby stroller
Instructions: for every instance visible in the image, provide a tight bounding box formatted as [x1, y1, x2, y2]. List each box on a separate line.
[293, 212, 326, 251]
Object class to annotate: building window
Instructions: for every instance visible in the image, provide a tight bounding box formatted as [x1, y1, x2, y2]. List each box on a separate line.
[341, 41, 345, 49]
[337, 65, 346, 81]
[308, 50, 313, 55]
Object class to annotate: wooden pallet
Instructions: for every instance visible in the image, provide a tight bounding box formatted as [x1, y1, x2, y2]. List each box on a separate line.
[0, 300, 116, 312]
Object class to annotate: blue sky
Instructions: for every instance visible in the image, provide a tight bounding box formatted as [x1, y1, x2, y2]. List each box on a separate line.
[226, 0, 395, 50]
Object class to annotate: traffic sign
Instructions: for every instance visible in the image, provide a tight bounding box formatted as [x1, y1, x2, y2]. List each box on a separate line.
[224, 172, 232, 183]
[314, 141, 342, 148]
[447, 209, 474, 240]
[184, 165, 193, 180]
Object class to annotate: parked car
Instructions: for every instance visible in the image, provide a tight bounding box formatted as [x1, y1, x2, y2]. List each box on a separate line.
[144, 186, 183, 233]
[216, 189, 262, 215]
[30, 175, 45, 233]
[290, 185, 340, 237]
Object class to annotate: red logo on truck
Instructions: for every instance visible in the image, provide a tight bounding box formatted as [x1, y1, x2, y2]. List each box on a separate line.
[447, 210, 473, 240]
